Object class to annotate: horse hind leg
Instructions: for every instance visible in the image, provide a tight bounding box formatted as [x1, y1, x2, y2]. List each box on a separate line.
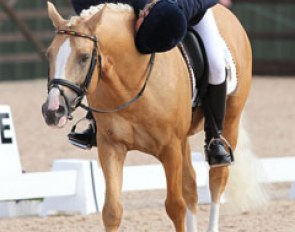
[207, 99, 242, 232]
[181, 139, 199, 231]
[208, 166, 229, 232]
[160, 140, 187, 232]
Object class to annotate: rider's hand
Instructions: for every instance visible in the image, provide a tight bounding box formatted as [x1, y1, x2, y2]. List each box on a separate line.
[135, 7, 151, 32]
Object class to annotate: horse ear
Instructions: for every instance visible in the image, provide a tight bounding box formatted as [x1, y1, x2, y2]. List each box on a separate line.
[47, 1, 66, 28]
[86, 4, 107, 32]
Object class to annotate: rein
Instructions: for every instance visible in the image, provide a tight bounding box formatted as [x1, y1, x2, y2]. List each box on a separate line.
[80, 53, 155, 113]
[48, 29, 155, 116]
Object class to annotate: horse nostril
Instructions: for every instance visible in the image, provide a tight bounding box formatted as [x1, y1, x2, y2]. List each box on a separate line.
[56, 105, 65, 115]
[44, 110, 57, 125]
[42, 102, 64, 125]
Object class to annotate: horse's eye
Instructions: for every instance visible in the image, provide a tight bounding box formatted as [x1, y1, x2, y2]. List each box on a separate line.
[79, 53, 90, 65]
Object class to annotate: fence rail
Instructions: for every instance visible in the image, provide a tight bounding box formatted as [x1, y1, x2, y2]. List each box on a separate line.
[0, 1, 294, 80]
[232, 0, 295, 75]
[0, 0, 72, 80]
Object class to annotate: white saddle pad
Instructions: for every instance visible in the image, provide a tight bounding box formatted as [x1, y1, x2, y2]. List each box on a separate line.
[222, 39, 238, 95]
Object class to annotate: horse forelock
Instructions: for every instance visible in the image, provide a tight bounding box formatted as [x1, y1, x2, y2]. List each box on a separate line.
[67, 3, 134, 27]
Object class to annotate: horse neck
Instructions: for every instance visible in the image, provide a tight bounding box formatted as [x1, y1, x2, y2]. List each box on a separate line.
[89, 12, 152, 106]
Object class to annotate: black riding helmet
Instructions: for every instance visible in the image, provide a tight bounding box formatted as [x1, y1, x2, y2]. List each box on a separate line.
[135, 0, 187, 54]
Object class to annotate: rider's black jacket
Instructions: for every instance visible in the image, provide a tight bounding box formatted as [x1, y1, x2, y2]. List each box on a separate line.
[71, 0, 218, 25]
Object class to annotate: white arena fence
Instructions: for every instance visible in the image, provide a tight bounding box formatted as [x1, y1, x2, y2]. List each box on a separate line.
[0, 105, 295, 217]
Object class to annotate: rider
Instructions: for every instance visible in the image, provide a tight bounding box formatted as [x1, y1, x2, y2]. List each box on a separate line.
[69, 0, 233, 167]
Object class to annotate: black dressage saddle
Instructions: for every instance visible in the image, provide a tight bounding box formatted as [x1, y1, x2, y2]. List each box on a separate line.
[181, 27, 209, 107]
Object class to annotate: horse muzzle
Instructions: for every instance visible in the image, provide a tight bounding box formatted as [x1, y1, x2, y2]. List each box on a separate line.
[41, 87, 70, 128]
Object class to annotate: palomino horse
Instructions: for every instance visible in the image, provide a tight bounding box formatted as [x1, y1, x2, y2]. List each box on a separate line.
[42, 2, 252, 232]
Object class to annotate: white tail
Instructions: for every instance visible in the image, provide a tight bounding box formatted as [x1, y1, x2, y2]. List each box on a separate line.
[225, 116, 269, 212]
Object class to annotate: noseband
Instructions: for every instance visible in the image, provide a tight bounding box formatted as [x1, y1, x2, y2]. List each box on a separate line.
[47, 29, 155, 117]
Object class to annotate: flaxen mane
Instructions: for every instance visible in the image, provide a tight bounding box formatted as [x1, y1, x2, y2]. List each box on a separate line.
[67, 3, 134, 27]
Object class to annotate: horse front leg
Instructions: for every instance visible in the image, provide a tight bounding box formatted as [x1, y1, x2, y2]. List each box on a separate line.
[98, 141, 127, 232]
[160, 140, 187, 232]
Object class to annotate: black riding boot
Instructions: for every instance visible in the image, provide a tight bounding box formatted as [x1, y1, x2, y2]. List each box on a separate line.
[68, 111, 97, 150]
[204, 81, 233, 167]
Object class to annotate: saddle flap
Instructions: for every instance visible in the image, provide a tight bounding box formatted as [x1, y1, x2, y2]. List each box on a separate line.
[182, 29, 206, 81]
[181, 28, 209, 105]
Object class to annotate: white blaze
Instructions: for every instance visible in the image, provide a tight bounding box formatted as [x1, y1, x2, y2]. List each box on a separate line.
[47, 39, 71, 111]
[54, 38, 71, 79]
[48, 88, 61, 111]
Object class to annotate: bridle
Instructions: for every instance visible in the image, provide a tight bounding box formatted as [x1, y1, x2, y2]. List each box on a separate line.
[47, 29, 155, 119]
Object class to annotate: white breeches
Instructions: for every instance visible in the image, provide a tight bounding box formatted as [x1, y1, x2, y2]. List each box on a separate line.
[193, 9, 226, 85]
